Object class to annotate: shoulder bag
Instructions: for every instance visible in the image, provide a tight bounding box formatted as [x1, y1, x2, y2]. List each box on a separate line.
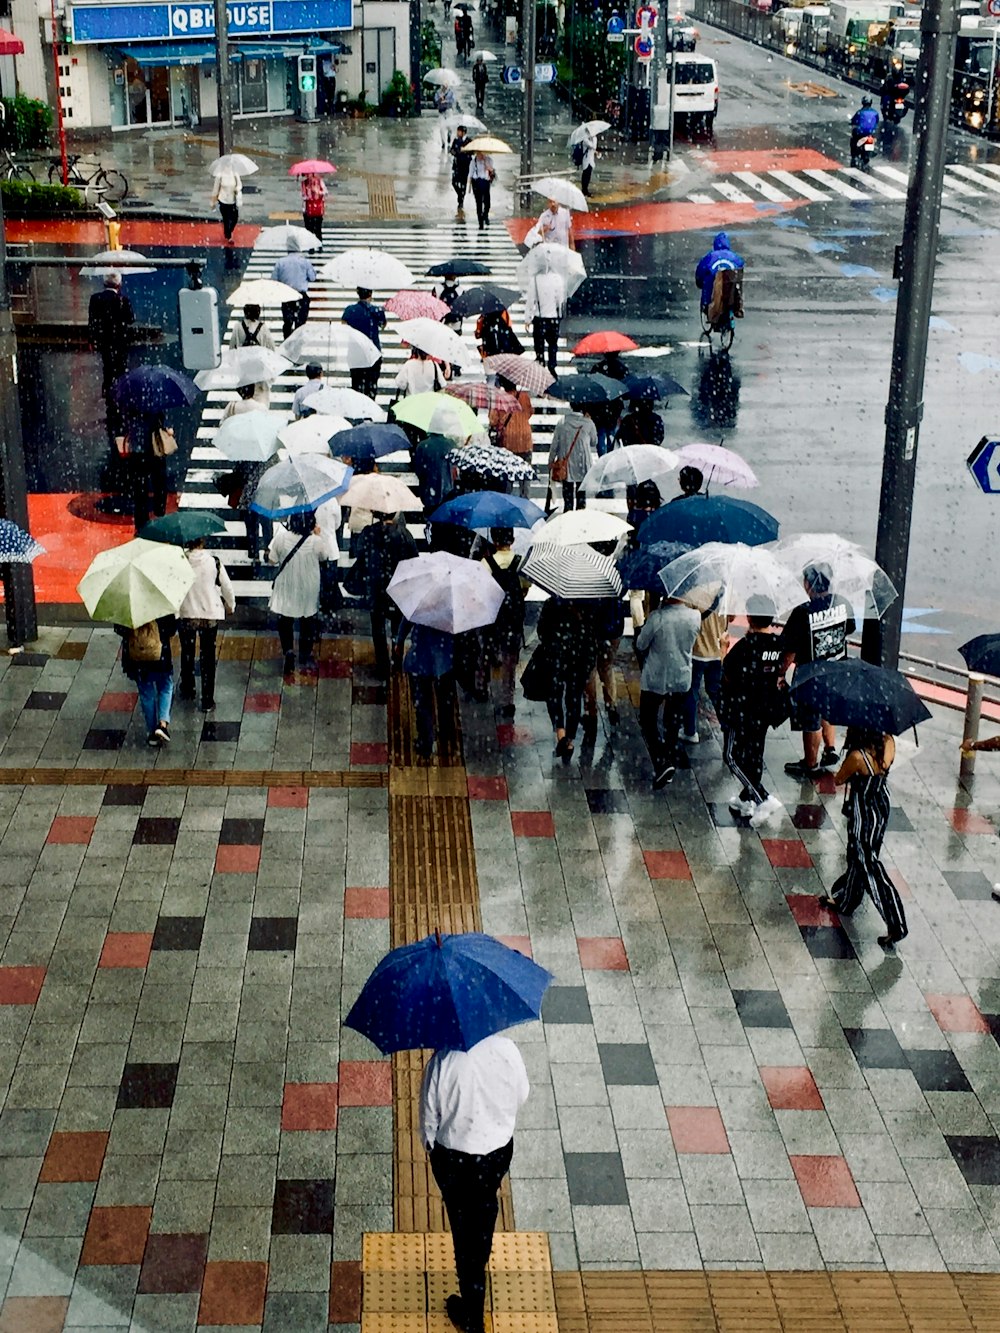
[152, 426, 178, 458]
[550, 426, 583, 484]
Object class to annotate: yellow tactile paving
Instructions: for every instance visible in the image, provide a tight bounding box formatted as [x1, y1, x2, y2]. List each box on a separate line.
[363, 1232, 426, 1271]
[363, 1272, 428, 1311]
[489, 1233, 552, 1273]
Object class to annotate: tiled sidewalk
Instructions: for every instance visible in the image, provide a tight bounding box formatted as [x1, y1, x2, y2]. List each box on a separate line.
[2, 625, 1000, 1330]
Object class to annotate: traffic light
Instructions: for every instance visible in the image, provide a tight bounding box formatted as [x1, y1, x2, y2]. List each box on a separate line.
[298, 55, 317, 92]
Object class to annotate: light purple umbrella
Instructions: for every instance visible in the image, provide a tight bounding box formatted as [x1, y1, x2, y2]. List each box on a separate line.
[675, 443, 758, 489]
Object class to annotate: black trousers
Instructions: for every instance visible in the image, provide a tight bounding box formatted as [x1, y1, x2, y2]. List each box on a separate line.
[281, 294, 311, 340]
[302, 213, 324, 241]
[546, 671, 588, 741]
[723, 722, 768, 805]
[410, 672, 457, 758]
[532, 317, 560, 375]
[98, 345, 128, 399]
[581, 164, 593, 196]
[453, 171, 470, 207]
[350, 358, 382, 400]
[370, 595, 400, 679]
[130, 454, 168, 533]
[639, 689, 685, 773]
[177, 622, 218, 708]
[430, 1138, 514, 1333]
[277, 614, 317, 665]
[244, 509, 273, 562]
[471, 178, 491, 226]
[219, 202, 239, 240]
[560, 481, 585, 511]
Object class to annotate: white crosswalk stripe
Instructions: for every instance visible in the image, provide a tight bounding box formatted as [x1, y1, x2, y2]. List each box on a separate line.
[946, 164, 1000, 194]
[801, 168, 871, 200]
[733, 171, 794, 203]
[683, 161, 1000, 206]
[767, 169, 831, 202]
[842, 167, 906, 199]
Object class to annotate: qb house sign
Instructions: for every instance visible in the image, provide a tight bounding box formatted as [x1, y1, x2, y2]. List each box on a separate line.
[68, 1, 352, 43]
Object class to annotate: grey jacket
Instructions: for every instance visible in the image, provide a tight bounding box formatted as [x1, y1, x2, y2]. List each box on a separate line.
[548, 411, 595, 483]
[635, 604, 701, 695]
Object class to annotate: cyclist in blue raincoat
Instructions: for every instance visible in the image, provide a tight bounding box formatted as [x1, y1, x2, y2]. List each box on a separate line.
[695, 232, 744, 312]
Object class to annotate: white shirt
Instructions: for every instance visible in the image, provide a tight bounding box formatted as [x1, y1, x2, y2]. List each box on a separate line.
[420, 1034, 529, 1156]
[469, 154, 495, 181]
[212, 172, 242, 207]
[266, 525, 335, 618]
[178, 549, 236, 621]
[536, 205, 572, 247]
[292, 379, 324, 418]
[394, 358, 445, 397]
[525, 270, 566, 322]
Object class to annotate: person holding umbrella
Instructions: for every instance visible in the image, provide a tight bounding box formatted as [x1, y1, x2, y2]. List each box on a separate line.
[266, 510, 336, 675]
[88, 273, 134, 400]
[177, 539, 236, 713]
[299, 172, 328, 244]
[575, 124, 597, 196]
[489, 377, 533, 498]
[524, 251, 566, 378]
[548, 404, 595, 514]
[535, 199, 575, 249]
[529, 597, 599, 761]
[349, 512, 418, 679]
[469, 149, 496, 231]
[635, 593, 701, 788]
[394, 347, 450, 398]
[394, 618, 457, 760]
[434, 82, 456, 148]
[271, 234, 317, 340]
[449, 126, 473, 212]
[720, 594, 786, 826]
[117, 614, 177, 748]
[210, 168, 242, 245]
[342, 288, 387, 399]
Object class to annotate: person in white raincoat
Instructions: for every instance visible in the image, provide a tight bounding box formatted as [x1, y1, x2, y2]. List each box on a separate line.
[266, 509, 336, 673]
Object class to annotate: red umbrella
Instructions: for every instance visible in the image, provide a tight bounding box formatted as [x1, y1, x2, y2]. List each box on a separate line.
[386, 290, 450, 321]
[572, 331, 639, 356]
[445, 383, 522, 412]
[289, 159, 337, 175]
[0, 28, 24, 55]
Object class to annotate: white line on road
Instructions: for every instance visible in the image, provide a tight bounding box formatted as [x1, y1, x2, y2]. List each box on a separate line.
[686, 192, 716, 203]
[946, 164, 1000, 194]
[842, 167, 906, 198]
[802, 169, 870, 200]
[711, 181, 755, 203]
[734, 171, 794, 202]
[767, 169, 831, 201]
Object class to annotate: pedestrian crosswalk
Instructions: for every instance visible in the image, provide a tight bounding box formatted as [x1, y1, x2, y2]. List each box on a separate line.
[682, 160, 1000, 205]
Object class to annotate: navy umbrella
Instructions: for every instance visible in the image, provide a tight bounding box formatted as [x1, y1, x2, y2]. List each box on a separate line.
[334, 423, 410, 462]
[624, 372, 688, 401]
[789, 659, 931, 736]
[449, 284, 521, 319]
[547, 373, 626, 404]
[111, 365, 199, 415]
[345, 931, 553, 1054]
[617, 540, 688, 591]
[429, 491, 544, 530]
[0, 519, 44, 564]
[426, 259, 492, 277]
[639, 494, 779, 549]
[958, 635, 1000, 678]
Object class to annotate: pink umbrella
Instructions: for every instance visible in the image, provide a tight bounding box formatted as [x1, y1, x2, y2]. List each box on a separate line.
[445, 383, 522, 412]
[675, 443, 758, 489]
[386, 290, 450, 321]
[289, 159, 337, 175]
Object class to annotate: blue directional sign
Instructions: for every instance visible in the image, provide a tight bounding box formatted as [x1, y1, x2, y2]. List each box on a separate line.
[501, 64, 522, 84]
[968, 436, 1000, 493]
[535, 62, 556, 83]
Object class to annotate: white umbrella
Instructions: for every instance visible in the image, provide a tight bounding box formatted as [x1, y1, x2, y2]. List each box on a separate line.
[675, 443, 758, 489]
[395, 318, 475, 367]
[521, 543, 623, 600]
[443, 111, 488, 132]
[568, 120, 611, 146]
[320, 248, 414, 289]
[307, 387, 387, 421]
[209, 154, 258, 176]
[538, 509, 632, 547]
[532, 177, 589, 212]
[249, 456, 354, 518]
[582, 444, 680, 494]
[80, 249, 156, 277]
[659, 543, 809, 619]
[423, 67, 462, 87]
[343, 474, 423, 513]
[194, 347, 292, 390]
[254, 224, 323, 252]
[279, 322, 380, 369]
[769, 533, 898, 618]
[387, 551, 504, 633]
[213, 412, 283, 463]
[228, 278, 303, 307]
[278, 414, 352, 456]
[515, 244, 587, 300]
[476, 50, 499, 61]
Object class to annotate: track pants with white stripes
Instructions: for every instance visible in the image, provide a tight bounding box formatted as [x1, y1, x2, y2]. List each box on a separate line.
[723, 723, 768, 806]
[830, 774, 907, 940]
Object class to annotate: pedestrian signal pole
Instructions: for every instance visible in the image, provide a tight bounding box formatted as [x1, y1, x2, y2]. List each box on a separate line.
[520, 0, 537, 201]
[214, 0, 234, 158]
[861, 0, 958, 670]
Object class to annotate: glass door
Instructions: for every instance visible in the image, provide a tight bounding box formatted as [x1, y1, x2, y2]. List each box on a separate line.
[240, 57, 268, 113]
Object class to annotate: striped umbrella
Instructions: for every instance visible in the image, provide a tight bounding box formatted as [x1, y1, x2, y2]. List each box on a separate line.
[445, 383, 522, 412]
[483, 354, 554, 395]
[386, 290, 450, 321]
[521, 542, 623, 600]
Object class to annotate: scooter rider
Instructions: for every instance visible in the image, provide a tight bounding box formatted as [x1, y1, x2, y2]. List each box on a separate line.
[850, 96, 880, 165]
[879, 72, 909, 122]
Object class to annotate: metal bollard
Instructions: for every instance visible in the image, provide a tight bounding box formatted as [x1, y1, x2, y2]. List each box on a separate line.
[960, 673, 985, 780]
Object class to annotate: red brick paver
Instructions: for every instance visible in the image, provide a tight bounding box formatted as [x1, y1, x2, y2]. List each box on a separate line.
[199, 1260, 268, 1326]
[338, 1061, 392, 1107]
[791, 1155, 861, 1208]
[282, 1083, 339, 1131]
[99, 933, 153, 970]
[760, 1066, 824, 1112]
[578, 937, 629, 971]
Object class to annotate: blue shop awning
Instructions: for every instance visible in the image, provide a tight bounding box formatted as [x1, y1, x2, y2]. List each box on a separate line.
[116, 42, 217, 68]
[231, 39, 344, 59]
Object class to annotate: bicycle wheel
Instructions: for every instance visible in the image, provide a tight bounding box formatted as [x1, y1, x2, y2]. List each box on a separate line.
[719, 320, 735, 352]
[97, 169, 128, 203]
[47, 161, 63, 186]
[13, 164, 35, 183]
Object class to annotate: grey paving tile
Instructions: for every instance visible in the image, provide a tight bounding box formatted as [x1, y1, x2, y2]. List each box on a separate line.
[626, 1178, 692, 1233]
[808, 1207, 881, 1264]
[510, 1174, 574, 1233]
[572, 1204, 639, 1264]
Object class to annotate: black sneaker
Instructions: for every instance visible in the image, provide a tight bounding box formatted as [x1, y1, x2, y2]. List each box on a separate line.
[819, 747, 839, 768]
[784, 759, 820, 778]
[283, 653, 296, 675]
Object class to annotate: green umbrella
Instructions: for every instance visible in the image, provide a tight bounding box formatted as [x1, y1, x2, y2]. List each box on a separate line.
[391, 391, 480, 441]
[77, 538, 195, 628]
[139, 513, 227, 546]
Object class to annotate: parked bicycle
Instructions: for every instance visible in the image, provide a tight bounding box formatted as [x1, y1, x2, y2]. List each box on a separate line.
[48, 154, 128, 203]
[2, 146, 34, 183]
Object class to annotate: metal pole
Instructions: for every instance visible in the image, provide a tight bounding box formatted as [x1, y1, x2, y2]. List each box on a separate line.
[214, 0, 234, 159]
[0, 189, 37, 647]
[860, 0, 959, 671]
[668, 38, 677, 161]
[520, 0, 536, 206]
[960, 673, 984, 780]
[49, 0, 69, 186]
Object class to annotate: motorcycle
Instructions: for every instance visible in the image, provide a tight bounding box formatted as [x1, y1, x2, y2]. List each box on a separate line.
[881, 84, 910, 124]
[852, 133, 876, 171]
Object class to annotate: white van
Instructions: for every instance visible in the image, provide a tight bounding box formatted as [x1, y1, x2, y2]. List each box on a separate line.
[655, 54, 719, 133]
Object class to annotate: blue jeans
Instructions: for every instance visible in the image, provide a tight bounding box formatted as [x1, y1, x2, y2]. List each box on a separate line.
[683, 658, 722, 736]
[136, 670, 174, 734]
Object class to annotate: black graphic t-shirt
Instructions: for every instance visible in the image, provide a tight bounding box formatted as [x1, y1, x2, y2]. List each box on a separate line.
[779, 595, 856, 664]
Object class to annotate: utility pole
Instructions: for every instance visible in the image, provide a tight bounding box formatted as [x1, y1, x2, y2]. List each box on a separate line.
[0, 190, 38, 648]
[214, 0, 233, 158]
[49, 0, 69, 185]
[861, 0, 959, 671]
[520, 0, 536, 207]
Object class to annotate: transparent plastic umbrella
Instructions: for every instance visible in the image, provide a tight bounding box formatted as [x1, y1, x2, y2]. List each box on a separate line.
[515, 244, 587, 299]
[659, 543, 809, 618]
[395, 318, 475, 366]
[194, 347, 291, 390]
[79, 249, 156, 277]
[387, 551, 505, 632]
[568, 120, 611, 145]
[319, 249, 414, 289]
[582, 445, 679, 494]
[769, 533, 898, 618]
[307, 387, 387, 421]
[279, 322, 379, 369]
[209, 154, 258, 176]
[443, 111, 487, 131]
[532, 177, 589, 212]
[254, 224, 322, 252]
[277, 415, 352, 456]
[675, 443, 758, 489]
[227, 278, 302, 307]
[213, 412, 283, 463]
[248, 456, 353, 517]
[423, 67, 462, 87]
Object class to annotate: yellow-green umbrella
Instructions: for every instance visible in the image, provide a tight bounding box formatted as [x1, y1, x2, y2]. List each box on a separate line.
[391, 392, 480, 441]
[77, 538, 195, 628]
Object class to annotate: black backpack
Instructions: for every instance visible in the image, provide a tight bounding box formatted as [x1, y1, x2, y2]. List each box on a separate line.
[240, 320, 262, 347]
[485, 552, 525, 644]
[571, 141, 585, 168]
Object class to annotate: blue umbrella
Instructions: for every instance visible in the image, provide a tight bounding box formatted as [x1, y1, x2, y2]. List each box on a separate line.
[617, 540, 688, 591]
[334, 423, 411, 461]
[345, 931, 553, 1054]
[638, 494, 779, 549]
[111, 365, 199, 415]
[0, 519, 44, 564]
[429, 492, 545, 530]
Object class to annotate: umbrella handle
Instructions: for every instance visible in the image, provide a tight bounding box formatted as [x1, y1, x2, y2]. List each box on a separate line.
[435, 927, 442, 947]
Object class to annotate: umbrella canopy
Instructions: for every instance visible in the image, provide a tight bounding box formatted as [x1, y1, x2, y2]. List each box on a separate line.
[483, 353, 554, 395]
[532, 176, 589, 212]
[345, 931, 553, 1054]
[396, 318, 473, 366]
[227, 278, 303, 307]
[426, 259, 492, 277]
[423, 67, 462, 86]
[462, 136, 514, 154]
[80, 249, 156, 277]
[443, 111, 487, 132]
[333, 423, 410, 461]
[213, 412, 283, 463]
[194, 347, 291, 391]
[0, 519, 43, 564]
[289, 159, 336, 174]
[449, 284, 521, 319]
[476, 48, 498, 59]
[539, 509, 632, 547]
[568, 119, 611, 145]
[515, 244, 587, 299]
[209, 154, 258, 176]
[445, 383, 521, 413]
[618, 541, 689, 591]
[572, 331, 639, 356]
[280, 321, 380, 369]
[789, 659, 931, 735]
[307, 386, 387, 421]
[547, 373, 625, 405]
[277, 415, 351, 456]
[958, 635, 1000, 678]
[623, 372, 688, 401]
[249, 456, 353, 517]
[582, 444, 679, 494]
[254, 224, 322, 252]
[429, 492, 544, 531]
[139, 512, 227, 546]
[770, 533, 898, 619]
[78, 538, 195, 628]
[659, 543, 808, 618]
[393, 392, 481, 440]
[675, 443, 757, 489]
[521, 542, 623, 600]
[640, 495, 780, 549]
[388, 551, 505, 632]
[342, 474, 422, 513]
[446, 442, 535, 484]
[320, 249, 415, 289]
[111, 366, 199, 415]
[386, 290, 450, 321]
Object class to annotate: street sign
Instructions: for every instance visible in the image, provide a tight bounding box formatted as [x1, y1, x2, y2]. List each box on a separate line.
[535, 62, 556, 83]
[982, 0, 1000, 18]
[968, 436, 1000, 492]
[634, 34, 653, 57]
[501, 64, 522, 84]
[607, 32, 625, 40]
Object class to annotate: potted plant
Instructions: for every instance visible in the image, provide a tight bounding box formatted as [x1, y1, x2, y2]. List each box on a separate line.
[380, 70, 415, 118]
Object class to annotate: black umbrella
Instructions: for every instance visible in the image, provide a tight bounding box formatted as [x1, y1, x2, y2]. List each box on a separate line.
[111, 365, 199, 415]
[450, 284, 521, 319]
[426, 259, 492, 277]
[789, 659, 931, 735]
[958, 635, 1000, 678]
[624, 372, 688, 401]
[546, 373, 626, 405]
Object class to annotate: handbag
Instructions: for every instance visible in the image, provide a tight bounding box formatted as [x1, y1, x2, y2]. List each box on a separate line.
[550, 426, 583, 484]
[520, 642, 551, 702]
[151, 426, 178, 458]
[319, 561, 343, 616]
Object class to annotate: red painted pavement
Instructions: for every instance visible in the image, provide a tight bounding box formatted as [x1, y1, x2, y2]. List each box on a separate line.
[507, 198, 806, 244]
[5, 219, 259, 248]
[701, 148, 842, 173]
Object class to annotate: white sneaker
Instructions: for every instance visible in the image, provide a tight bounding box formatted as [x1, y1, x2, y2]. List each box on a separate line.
[681, 732, 700, 745]
[750, 794, 784, 828]
[728, 795, 754, 817]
